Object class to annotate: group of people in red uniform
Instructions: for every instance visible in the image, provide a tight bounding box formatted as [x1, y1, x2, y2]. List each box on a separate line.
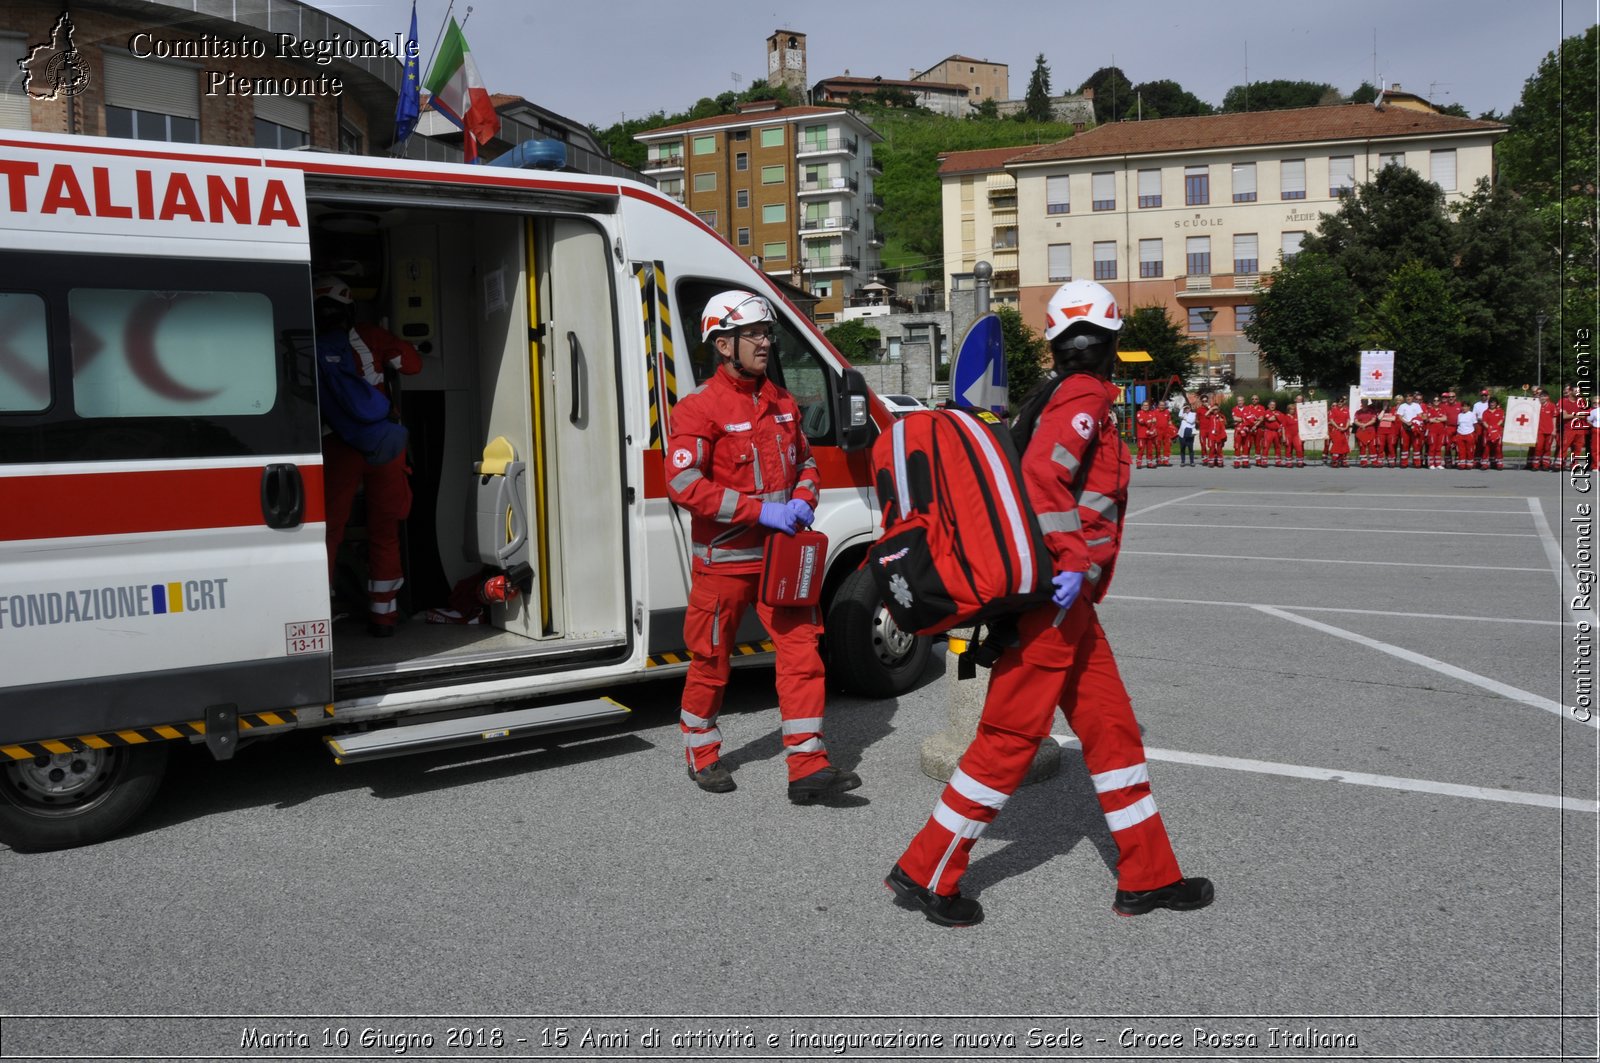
[1138, 386, 1596, 471]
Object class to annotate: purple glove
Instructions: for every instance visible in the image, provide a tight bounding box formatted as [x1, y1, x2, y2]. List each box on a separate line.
[786, 498, 815, 528]
[1051, 570, 1084, 609]
[759, 501, 799, 535]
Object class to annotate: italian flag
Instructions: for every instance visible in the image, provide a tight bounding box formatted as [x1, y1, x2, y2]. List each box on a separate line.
[423, 18, 499, 162]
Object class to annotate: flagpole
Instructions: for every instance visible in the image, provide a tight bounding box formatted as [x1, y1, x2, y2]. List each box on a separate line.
[459, 5, 474, 30]
[425, 0, 454, 70]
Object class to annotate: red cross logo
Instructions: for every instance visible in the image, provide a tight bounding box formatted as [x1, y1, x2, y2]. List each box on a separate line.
[1307, 416, 1320, 427]
[1515, 414, 1530, 427]
[1369, 368, 1385, 381]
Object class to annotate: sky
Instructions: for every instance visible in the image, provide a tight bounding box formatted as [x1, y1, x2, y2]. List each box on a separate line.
[327, 0, 1597, 133]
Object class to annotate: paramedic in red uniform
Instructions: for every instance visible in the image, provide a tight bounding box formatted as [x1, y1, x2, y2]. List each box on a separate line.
[1155, 401, 1176, 466]
[665, 290, 860, 804]
[314, 275, 422, 637]
[1535, 390, 1558, 470]
[886, 279, 1213, 928]
[1134, 400, 1159, 469]
[1480, 398, 1505, 470]
[1326, 398, 1351, 467]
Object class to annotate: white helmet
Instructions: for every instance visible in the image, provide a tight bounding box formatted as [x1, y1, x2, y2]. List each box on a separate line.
[311, 274, 354, 305]
[700, 289, 776, 342]
[1043, 279, 1122, 342]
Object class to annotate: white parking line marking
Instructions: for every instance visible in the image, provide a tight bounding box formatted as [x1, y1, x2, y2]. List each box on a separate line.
[1194, 488, 1534, 500]
[1124, 489, 1215, 520]
[1133, 521, 1538, 538]
[1120, 549, 1547, 573]
[1049, 736, 1598, 813]
[1527, 495, 1593, 630]
[1253, 605, 1592, 728]
[1108, 594, 1567, 627]
[1183, 501, 1530, 516]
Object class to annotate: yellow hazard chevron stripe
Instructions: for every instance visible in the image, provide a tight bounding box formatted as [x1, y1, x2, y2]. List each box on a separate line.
[0, 705, 334, 762]
[646, 639, 774, 669]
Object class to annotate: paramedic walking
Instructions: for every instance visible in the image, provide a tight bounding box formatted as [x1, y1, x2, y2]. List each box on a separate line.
[665, 290, 861, 804]
[886, 279, 1212, 927]
[313, 275, 422, 637]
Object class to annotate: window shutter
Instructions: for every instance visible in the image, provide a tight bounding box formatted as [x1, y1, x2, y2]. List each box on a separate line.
[102, 51, 199, 118]
[1280, 159, 1305, 196]
[0, 38, 30, 130]
[1430, 149, 1456, 191]
[255, 96, 310, 131]
[1232, 162, 1256, 196]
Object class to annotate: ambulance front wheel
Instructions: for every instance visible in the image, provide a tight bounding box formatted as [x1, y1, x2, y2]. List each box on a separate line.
[0, 742, 169, 851]
[826, 567, 932, 698]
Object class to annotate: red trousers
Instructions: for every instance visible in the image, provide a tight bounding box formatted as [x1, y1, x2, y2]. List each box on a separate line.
[679, 569, 829, 781]
[897, 601, 1183, 897]
[323, 435, 412, 627]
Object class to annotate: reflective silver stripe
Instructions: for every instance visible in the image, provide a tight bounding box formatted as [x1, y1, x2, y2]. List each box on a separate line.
[1079, 491, 1120, 522]
[786, 736, 825, 755]
[949, 411, 1039, 593]
[1091, 762, 1149, 794]
[684, 729, 722, 749]
[795, 477, 819, 496]
[680, 709, 717, 729]
[751, 449, 764, 492]
[892, 418, 910, 512]
[950, 766, 1010, 811]
[1086, 535, 1114, 548]
[368, 600, 398, 615]
[1087, 562, 1103, 583]
[695, 439, 706, 466]
[692, 544, 710, 562]
[710, 600, 721, 647]
[761, 489, 791, 503]
[670, 467, 704, 492]
[932, 799, 989, 839]
[1104, 794, 1157, 832]
[782, 717, 825, 735]
[709, 546, 764, 564]
[717, 489, 741, 522]
[1037, 510, 1082, 535]
[367, 577, 404, 592]
[1051, 442, 1081, 477]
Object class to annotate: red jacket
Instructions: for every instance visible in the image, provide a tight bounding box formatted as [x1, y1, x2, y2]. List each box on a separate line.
[349, 323, 422, 388]
[665, 369, 820, 574]
[1021, 374, 1129, 604]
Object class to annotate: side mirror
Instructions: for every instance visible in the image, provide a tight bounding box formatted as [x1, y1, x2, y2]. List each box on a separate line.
[837, 368, 874, 452]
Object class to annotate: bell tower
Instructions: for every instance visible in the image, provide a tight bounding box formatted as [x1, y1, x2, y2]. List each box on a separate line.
[766, 30, 807, 98]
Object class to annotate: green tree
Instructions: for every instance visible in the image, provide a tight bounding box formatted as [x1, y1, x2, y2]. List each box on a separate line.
[1362, 260, 1465, 393]
[1119, 305, 1200, 385]
[1131, 79, 1214, 119]
[823, 319, 882, 362]
[1349, 82, 1380, 105]
[995, 305, 1048, 401]
[1079, 66, 1135, 123]
[1451, 177, 1559, 386]
[1221, 79, 1339, 112]
[1024, 54, 1053, 122]
[971, 97, 1001, 120]
[1302, 164, 1455, 294]
[1244, 252, 1359, 386]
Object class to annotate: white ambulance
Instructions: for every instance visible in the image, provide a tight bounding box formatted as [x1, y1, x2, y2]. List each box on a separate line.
[0, 129, 929, 850]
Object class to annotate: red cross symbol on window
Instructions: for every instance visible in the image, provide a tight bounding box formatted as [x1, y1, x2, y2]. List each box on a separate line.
[1515, 414, 1531, 427]
[1370, 367, 1385, 381]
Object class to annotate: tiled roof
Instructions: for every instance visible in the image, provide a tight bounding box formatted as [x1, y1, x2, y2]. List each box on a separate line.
[818, 75, 969, 94]
[635, 105, 853, 138]
[1006, 104, 1505, 166]
[937, 146, 1036, 176]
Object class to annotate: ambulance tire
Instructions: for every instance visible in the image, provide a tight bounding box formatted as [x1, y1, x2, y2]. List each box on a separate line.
[826, 566, 932, 698]
[0, 742, 169, 852]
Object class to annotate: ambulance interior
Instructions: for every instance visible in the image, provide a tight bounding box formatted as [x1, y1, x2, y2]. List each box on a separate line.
[308, 202, 630, 694]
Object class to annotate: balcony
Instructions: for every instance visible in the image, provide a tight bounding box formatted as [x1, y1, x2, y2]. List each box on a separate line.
[864, 152, 881, 175]
[798, 175, 859, 196]
[867, 228, 884, 248]
[1175, 274, 1263, 299]
[866, 193, 884, 212]
[797, 134, 858, 158]
[806, 255, 860, 274]
[800, 216, 859, 235]
[642, 149, 684, 174]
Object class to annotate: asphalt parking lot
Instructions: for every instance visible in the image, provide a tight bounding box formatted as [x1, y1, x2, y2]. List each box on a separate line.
[3, 465, 1594, 1062]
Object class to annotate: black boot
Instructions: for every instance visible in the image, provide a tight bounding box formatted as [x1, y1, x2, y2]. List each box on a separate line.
[886, 864, 983, 927]
[1113, 876, 1215, 916]
[787, 765, 861, 804]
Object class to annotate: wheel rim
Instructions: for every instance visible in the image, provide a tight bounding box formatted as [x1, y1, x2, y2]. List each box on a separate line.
[870, 601, 917, 666]
[3, 747, 124, 818]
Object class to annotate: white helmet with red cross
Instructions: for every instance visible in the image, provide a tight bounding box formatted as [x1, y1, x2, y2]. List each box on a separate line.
[700, 289, 776, 342]
[1043, 279, 1122, 342]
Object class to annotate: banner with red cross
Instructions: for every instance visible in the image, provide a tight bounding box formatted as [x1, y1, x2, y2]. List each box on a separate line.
[1298, 399, 1328, 441]
[1504, 396, 1540, 445]
[1359, 350, 1395, 398]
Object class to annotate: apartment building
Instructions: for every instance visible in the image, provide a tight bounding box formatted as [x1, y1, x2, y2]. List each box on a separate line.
[636, 101, 883, 321]
[940, 104, 1505, 380]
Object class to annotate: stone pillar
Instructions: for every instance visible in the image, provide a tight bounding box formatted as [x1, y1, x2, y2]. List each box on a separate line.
[919, 635, 1060, 784]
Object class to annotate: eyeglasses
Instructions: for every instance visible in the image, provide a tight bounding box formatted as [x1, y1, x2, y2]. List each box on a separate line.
[734, 328, 775, 343]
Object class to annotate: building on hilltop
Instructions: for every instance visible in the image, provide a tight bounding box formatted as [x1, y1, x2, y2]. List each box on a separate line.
[913, 55, 1008, 110]
[812, 74, 970, 118]
[939, 103, 1505, 385]
[634, 100, 883, 322]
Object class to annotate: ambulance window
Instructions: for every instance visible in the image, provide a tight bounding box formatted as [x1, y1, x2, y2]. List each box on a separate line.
[0, 292, 49, 412]
[68, 289, 278, 418]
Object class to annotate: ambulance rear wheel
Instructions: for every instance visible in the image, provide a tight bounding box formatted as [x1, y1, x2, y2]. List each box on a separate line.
[826, 567, 931, 698]
[0, 743, 169, 851]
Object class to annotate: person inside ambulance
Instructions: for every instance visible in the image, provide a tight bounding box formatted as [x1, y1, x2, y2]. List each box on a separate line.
[886, 278, 1213, 928]
[312, 274, 423, 637]
[664, 290, 860, 804]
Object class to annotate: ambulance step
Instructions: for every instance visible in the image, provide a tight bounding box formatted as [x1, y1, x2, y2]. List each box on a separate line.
[324, 697, 629, 765]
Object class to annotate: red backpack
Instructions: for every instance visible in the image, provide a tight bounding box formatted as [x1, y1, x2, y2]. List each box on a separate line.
[865, 407, 1055, 636]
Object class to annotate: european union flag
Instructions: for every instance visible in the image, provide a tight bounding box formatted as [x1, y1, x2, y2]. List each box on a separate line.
[392, 0, 421, 148]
